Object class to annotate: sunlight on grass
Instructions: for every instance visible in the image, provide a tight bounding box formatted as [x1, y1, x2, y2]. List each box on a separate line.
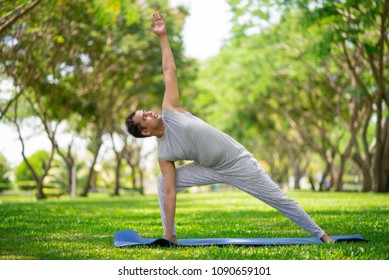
[0, 190, 388, 260]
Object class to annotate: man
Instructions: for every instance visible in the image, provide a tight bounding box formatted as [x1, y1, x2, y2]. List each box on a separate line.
[125, 11, 335, 244]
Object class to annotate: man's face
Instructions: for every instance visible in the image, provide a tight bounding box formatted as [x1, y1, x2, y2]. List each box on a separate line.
[132, 110, 161, 135]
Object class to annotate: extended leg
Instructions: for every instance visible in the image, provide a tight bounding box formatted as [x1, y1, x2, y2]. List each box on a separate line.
[218, 155, 326, 239]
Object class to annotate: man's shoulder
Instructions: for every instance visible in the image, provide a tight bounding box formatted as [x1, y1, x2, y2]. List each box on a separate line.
[162, 107, 190, 115]
[162, 108, 192, 122]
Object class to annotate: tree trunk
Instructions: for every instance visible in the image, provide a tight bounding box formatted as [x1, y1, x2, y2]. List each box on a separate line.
[371, 98, 383, 192]
[293, 170, 301, 190]
[352, 153, 372, 192]
[36, 178, 46, 199]
[284, 140, 301, 189]
[315, 152, 335, 192]
[378, 117, 389, 192]
[328, 169, 336, 191]
[130, 165, 136, 191]
[334, 156, 346, 191]
[113, 156, 122, 196]
[110, 133, 125, 196]
[290, 153, 302, 189]
[70, 163, 76, 198]
[308, 176, 316, 191]
[81, 142, 102, 197]
[91, 171, 97, 192]
[319, 157, 334, 191]
[362, 169, 372, 192]
[13, 100, 49, 200]
[369, 0, 388, 192]
[335, 139, 354, 191]
[139, 167, 144, 195]
[55, 144, 76, 196]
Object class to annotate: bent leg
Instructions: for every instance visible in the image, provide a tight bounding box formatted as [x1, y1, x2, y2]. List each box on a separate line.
[157, 162, 224, 235]
[221, 156, 325, 239]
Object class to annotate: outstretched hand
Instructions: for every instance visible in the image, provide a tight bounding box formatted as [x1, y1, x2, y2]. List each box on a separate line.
[152, 11, 167, 36]
[320, 233, 335, 244]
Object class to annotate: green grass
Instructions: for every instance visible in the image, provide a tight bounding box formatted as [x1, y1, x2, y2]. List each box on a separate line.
[0, 190, 388, 260]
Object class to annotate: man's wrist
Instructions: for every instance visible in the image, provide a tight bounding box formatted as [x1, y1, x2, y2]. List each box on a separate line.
[158, 33, 168, 39]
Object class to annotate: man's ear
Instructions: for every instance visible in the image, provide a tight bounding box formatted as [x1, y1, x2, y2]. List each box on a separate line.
[141, 129, 151, 137]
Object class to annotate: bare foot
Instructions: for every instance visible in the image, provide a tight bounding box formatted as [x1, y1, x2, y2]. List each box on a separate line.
[320, 233, 335, 243]
[171, 235, 178, 244]
[164, 234, 178, 244]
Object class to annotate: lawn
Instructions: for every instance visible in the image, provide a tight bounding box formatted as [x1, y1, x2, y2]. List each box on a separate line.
[0, 190, 388, 260]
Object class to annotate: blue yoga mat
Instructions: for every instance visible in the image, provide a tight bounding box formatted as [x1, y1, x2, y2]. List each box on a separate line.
[114, 230, 367, 247]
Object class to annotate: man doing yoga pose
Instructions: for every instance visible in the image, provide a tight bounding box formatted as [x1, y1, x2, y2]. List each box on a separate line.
[125, 11, 335, 244]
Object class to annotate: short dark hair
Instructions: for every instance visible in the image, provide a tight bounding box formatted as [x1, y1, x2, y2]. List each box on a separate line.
[125, 111, 147, 138]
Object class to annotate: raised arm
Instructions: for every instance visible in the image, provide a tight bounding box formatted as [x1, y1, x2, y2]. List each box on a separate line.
[152, 11, 179, 111]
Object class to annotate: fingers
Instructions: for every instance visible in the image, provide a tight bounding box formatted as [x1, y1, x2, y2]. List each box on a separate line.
[152, 11, 164, 23]
[151, 12, 158, 29]
[153, 11, 160, 21]
[151, 11, 165, 33]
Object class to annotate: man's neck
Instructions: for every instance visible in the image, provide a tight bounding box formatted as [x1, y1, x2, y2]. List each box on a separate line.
[154, 121, 165, 138]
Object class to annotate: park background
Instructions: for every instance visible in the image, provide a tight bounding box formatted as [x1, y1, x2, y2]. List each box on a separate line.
[0, 0, 388, 260]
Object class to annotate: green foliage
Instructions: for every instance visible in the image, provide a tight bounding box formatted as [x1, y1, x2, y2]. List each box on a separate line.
[194, 11, 321, 178]
[194, 0, 388, 190]
[13, 180, 58, 193]
[1, 0, 193, 130]
[1, 0, 387, 192]
[16, 180, 37, 191]
[14, 150, 49, 181]
[0, 153, 11, 186]
[1, 0, 196, 197]
[0, 191, 388, 259]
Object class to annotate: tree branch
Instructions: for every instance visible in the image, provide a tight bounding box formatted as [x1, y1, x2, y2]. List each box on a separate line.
[0, 0, 42, 34]
[341, 40, 372, 102]
[0, 87, 24, 120]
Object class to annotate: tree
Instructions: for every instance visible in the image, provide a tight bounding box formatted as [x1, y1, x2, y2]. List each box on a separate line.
[0, 0, 48, 120]
[286, 0, 389, 192]
[1, 0, 194, 198]
[197, 0, 389, 192]
[0, 0, 42, 35]
[14, 148, 51, 198]
[123, 137, 146, 194]
[110, 132, 126, 196]
[0, 153, 12, 192]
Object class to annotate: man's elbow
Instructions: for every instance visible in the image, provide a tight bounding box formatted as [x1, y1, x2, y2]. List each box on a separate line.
[164, 185, 176, 196]
[163, 65, 176, 74]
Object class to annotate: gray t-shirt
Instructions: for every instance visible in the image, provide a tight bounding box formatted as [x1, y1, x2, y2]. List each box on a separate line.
[157, 110, 247, 169]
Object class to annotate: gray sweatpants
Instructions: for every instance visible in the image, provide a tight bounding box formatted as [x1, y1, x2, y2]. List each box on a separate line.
[157, 153, 325, 239]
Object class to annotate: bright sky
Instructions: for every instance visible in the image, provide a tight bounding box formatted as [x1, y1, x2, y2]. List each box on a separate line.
[170, 0, 232, 60]
[0, 0, 232, 167]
